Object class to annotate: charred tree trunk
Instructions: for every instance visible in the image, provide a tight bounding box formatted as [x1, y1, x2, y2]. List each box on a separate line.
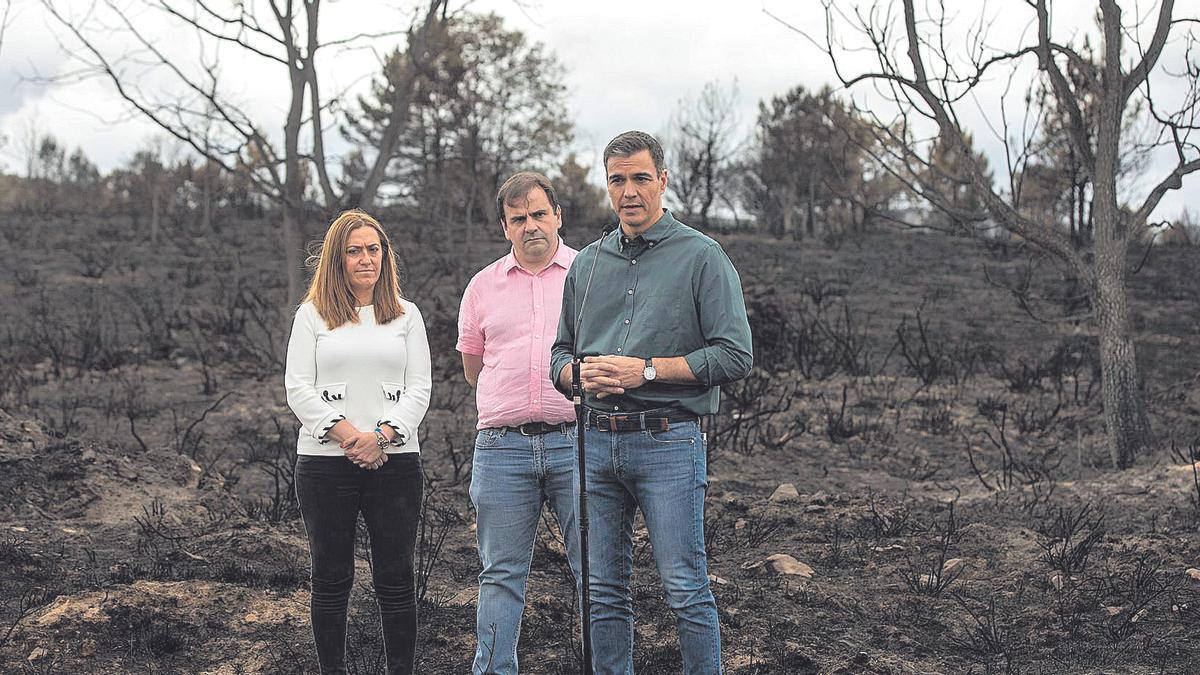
[1089, 38, 1152, 466]
[1067, 145, 1078, 242]
[201, 161, 213, 233]
[779, 190, 795, 238]
[807, 0, 1197, 469]
[805, 172, 816, 237]
[699, 141, 715, 229]
[283, 44, 306, 307]
[150, 186, 160, 245]
[1089, 252, 1152, 468]
[358, 0, 447, 212]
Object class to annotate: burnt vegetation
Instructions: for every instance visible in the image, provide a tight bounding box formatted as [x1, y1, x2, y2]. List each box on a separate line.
[4, 205, 1197, 673]
[1, 0, 1199, 669]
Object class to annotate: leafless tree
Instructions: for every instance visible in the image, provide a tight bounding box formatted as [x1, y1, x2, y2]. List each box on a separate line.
[0, 0, 14, 61]
[781, 0, 1199, 467]
[126, 139, 173, 244]
[667, 80, 743, 229]
[38, 0, 451, 304]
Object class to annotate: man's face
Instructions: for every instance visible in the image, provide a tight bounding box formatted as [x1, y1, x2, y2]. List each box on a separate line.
[606, 149, 667, 231]
[502, 187, 562, 264]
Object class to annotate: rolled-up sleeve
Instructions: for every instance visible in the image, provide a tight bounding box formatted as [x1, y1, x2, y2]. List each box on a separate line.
[683, 244, 753, 386]
[456, 279, 484, 356]
[377, 305, 433, 446]
[284, 304, 344, 440]
[549, 263, 578, 397]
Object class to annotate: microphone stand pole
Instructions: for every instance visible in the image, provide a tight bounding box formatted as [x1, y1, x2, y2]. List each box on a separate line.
[572, 359, 594, 675]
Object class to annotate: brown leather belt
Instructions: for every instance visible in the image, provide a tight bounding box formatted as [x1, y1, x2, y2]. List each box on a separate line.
[501, 421, 571, 436]
[584, 408, 699, 432]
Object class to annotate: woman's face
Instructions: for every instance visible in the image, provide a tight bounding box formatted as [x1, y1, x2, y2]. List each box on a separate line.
[344, 225, 383, 300]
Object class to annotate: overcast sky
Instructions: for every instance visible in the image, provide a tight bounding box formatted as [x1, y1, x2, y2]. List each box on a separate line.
[0, 0, 1195, 219]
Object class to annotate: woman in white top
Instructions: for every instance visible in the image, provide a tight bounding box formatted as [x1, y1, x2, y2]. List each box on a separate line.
[284, 209, 431, 675]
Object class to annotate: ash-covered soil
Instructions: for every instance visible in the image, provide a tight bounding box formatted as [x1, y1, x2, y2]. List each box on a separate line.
[1, 221, 1198, 673]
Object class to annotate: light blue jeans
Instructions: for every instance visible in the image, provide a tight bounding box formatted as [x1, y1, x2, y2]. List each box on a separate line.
[585, 420, 721, 674]
[468, 426, 581, 674]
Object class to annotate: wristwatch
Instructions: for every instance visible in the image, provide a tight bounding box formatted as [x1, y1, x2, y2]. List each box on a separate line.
[642, 357, 657, 382]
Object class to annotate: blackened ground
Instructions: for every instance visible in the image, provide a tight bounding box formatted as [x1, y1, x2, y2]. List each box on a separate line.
[0, 218, 1198, 673]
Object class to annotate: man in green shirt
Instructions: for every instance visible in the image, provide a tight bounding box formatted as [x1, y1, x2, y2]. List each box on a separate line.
[551, 130, 752, 674]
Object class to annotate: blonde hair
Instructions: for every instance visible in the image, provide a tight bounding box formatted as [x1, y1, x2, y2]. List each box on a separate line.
[303, 209, 405, 329]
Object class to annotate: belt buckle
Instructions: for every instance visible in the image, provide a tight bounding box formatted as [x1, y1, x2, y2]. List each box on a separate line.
[593, 413, 610, 431]
[518, 423, 539, 436]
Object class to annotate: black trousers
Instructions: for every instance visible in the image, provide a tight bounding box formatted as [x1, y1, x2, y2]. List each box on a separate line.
[295, 453, 423, 675]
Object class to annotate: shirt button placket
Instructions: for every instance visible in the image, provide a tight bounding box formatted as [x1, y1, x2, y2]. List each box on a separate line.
[618, 254, 636, 355]
[531, 275, 541, 411]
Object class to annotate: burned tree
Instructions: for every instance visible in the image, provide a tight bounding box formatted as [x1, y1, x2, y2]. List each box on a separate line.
[38, 0, 451, 304]
[667, 80, 743, 229]
[788, 0, 1199, 467]
[0, 0, 11, 61]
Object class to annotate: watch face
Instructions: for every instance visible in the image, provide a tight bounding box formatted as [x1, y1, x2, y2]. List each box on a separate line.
[643, 366, 656, 381]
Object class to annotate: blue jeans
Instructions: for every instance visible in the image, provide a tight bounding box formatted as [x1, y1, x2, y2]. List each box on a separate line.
[585, 420, 721, 674]
[468, 426, 581, 674]
[294, 453, 423, 675]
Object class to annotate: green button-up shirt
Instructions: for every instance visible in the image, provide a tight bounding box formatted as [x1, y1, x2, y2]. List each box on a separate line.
[550, 210, 753, 415]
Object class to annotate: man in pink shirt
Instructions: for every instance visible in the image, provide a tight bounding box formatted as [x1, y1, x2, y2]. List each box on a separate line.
[457, 171, 580, 674]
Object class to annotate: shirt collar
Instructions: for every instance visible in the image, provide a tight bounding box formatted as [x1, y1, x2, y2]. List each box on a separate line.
[619, 209, 678, 249]
[548, 237, 574, 269]
[502, 236, 570, 274]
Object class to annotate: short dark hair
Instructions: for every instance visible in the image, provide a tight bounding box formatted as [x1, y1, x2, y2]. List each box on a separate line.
[496, 171, 560, 224]
[602, 130, 665, 174]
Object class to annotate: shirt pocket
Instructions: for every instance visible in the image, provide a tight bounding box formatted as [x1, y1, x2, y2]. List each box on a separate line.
[381, 380, 405, 404]
[317, 382, 347, 414]
[643, 289, 687, 350]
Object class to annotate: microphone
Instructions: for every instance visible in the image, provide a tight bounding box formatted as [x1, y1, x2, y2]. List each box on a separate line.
[573, 223, 617, 357]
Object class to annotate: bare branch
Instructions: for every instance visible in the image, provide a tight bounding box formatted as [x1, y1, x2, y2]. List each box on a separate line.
[1033, 0, 1096, 171]
[305, 0, 336, 208]
[190, 0, 282, 45]
[981, 260, 1093, 326]
[1051, 43, 1101, 92]
[38, 3, 236, 171]
[799, 0, 1190, 464]
[898, 0, 1083, 270]
[154, 0, 287, 64]
[320, 28, 409, 50]
[0, 0, 14, 60]
[1123, 0, 1175, 100]
[1132, 157, 1200, 228]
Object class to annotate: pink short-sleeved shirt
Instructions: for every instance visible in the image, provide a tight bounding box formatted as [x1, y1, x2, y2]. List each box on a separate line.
[457, 241, 578, 430]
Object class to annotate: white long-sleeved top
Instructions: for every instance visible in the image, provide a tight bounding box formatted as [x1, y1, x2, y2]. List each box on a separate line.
[284, 300, 432, 455]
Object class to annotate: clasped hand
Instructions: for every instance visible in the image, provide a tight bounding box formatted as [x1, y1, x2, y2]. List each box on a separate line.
[579, 355, 646, 399]
[341, 430, 387, 470]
